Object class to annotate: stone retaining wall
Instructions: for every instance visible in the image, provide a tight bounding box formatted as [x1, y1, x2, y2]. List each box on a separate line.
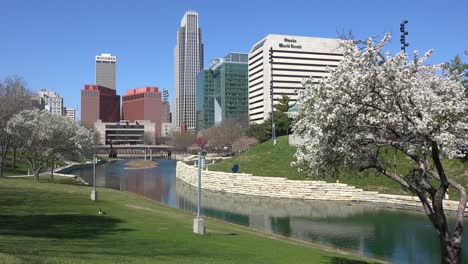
[176, 162, 467, 214]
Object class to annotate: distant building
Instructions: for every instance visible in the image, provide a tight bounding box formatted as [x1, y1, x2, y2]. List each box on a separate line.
[94, 120, 155, 145]
[196, 52, 248, 131]
[36, 89, 63, 115]
[162, 88, 171, 123]
[80, 84, 120, 127]
[173, 11, 203, 132]
[96, 53, 117, 90]
[122, 87, 162, 138]
[248, 34, 342, 123]
[161, 122, 173, 137]
[65, 108, 76, 122]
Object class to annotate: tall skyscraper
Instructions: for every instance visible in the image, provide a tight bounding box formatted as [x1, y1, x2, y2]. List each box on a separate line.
[196, 52, 248, 131]
[173, 11, 203, 131]
[95, 53, 117, 90]
[248, 35, 342, 123]
[36, 89, 63, 115]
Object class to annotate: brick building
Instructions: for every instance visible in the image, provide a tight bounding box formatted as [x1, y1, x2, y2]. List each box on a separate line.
[80, 84, 120, 127]
[122, 87, 162, 138]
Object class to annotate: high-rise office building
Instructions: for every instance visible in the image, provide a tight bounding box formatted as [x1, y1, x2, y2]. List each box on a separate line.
[80, 84, 120, 127]
[173, 11, 203, 132]
[36, 89, 63, 115]
[96, 53, 117, 90]
[248, 35, 342, 123]
[196, 52, 248, 131]
[122, 87, 163, 138]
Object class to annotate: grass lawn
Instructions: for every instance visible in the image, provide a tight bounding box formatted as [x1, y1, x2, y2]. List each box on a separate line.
[2, 151, 68, 177]
[209, 136, 468, 200]
[0, 176, 380, 264]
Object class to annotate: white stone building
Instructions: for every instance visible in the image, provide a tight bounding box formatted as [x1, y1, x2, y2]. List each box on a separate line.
[248, 34, 342, 123]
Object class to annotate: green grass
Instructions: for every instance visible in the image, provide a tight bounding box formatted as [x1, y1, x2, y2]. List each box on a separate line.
[210, 136, 306, 180]
[2, 151, 68, 177]
[2, 151, 30, 176]
[209, 136, 468, 199]
[0, 176, 380, 264]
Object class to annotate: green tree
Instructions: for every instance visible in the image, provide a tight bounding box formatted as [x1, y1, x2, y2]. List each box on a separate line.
[275, 95, 296, 113]
[444, 54, 467, 95]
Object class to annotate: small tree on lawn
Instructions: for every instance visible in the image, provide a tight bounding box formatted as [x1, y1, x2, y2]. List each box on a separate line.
[293, 34, 467, 264]
[6, 109, 95, 183]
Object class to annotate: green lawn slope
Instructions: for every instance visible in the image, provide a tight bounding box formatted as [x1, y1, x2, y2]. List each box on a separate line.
[209, 136, 468, 199]
[0, 177, 380, 264]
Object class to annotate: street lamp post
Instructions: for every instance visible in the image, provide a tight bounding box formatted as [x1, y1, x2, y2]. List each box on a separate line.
[400, 20, 409, 53]
[90, 153, 98, 201]
[193, 151, 205, 235]
[269, 47, 277, 146]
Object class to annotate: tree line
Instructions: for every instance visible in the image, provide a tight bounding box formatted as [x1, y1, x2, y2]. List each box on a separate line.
[0, 76, 95, 182]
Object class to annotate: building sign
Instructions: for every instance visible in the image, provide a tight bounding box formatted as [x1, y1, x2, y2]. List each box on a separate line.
[278, 38, 302, 49]
[96, 56, 116, 62]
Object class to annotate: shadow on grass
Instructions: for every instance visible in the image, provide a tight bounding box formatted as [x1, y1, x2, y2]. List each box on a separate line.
[206, 232, 239, 236]
[0, 214, 133, 239]
[321, 256, 378, 264]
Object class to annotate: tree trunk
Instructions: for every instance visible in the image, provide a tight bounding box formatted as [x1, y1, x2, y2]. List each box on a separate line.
[0, 162, 3, 177]
[439, 231, 457, 264]
[34, 170, 40, 183]
[12, 148, 16, 171]
[50, 160, 54, 183]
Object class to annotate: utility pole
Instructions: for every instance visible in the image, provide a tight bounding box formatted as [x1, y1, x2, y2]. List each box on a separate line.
[193, 151, 205, 235]
[90, 153, 98, 201]
[269, 47, 277, 146]
[400, 20, 409, 53]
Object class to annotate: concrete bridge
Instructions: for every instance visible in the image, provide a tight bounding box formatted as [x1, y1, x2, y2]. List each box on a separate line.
[95, 144, 173, 158]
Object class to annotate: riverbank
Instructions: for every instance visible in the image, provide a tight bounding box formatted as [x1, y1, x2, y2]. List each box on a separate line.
[0, 177, 381, 264]
[209, 136, 468, 200]
[177, 162, 468, 215]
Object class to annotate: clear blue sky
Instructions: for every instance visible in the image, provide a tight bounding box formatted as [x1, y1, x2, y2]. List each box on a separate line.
[1, 0, 467, 119]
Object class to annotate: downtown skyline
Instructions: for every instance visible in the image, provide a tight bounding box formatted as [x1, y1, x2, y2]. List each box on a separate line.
[1, 0, 467, 120]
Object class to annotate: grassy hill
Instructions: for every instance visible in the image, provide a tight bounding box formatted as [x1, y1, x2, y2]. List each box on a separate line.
[209, 136, 468, 199]
[0, 176, 379, 264]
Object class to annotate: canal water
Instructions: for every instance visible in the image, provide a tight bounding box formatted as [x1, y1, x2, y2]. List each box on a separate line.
[68, 158, 468, 264]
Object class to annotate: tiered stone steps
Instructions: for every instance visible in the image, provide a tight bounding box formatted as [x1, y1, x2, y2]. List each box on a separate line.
[176, 162, 467, 214]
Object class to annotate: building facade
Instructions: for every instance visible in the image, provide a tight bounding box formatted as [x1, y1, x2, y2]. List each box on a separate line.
[173, 11, 203, 132]
[161, 122, 173, 138]
[196, 70, 214, 131]
[65, 108, 76, 122]
[36, 89, 63, 115]
[248, 35, 342, 123]
[96, 53, 117, 90]
[162, 88, 171, 123]
[122, 87, 162, 138]
[80, 84, 120, 127]
[94, 120, 155, 145]
[196, 52, 248, 131]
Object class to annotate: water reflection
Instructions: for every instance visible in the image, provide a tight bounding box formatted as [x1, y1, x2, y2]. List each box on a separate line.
[69, 159, 467, 264]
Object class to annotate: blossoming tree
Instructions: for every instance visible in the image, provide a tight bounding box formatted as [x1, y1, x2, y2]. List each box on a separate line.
[293, 34, 467, 264]
[6, 109, 95, 183]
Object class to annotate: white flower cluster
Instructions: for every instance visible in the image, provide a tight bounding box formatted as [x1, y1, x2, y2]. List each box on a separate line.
[6, 109, 95, 162]
[293, 34, 467, 177]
